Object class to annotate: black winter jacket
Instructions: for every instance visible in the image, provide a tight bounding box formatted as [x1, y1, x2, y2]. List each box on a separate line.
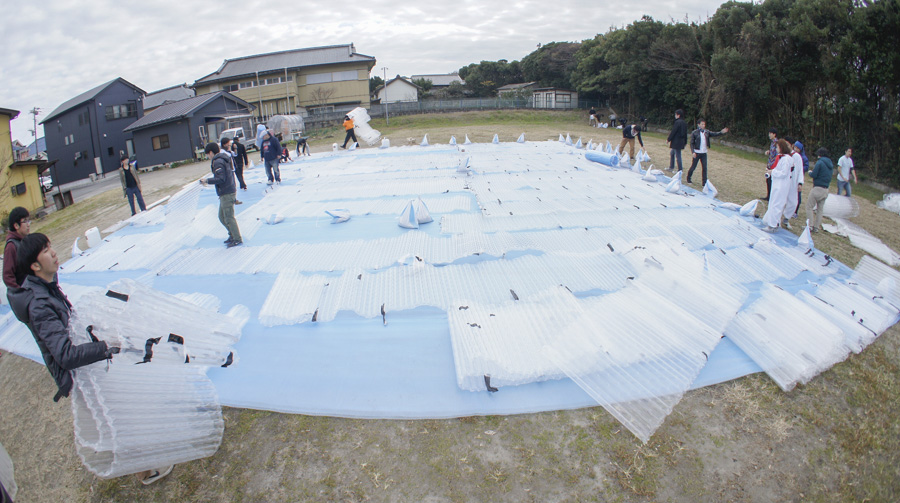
[206, 152, 237, 197]
[667, 118, 687, 150]
[7, 275, 109, 401]
[689, 128, 726, 153]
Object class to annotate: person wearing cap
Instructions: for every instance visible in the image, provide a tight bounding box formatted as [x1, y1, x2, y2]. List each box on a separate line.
[340, 115, 358, 149]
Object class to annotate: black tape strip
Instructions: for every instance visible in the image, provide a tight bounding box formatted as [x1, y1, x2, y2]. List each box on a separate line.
[167, 334, 184, 345]
[136, 337, 161, 364]
[105, 290, 129, 302]
[484, 375, 498, 393]
[221, 352, 234, 368]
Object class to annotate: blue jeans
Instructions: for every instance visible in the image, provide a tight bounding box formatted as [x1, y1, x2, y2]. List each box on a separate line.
[837, 180, 851, 197]
[126, 186, 146, 215]
[264, 158, 281, 183]
[669, 148, 683, 171]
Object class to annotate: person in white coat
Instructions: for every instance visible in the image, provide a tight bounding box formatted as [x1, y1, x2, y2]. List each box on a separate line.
[762, 139, 795, 232]
[780, 138, 805, 228]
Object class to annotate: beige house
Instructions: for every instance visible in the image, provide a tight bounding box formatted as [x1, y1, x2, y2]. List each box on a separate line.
[192, 44, 376, 119]
[1, 107, 48, 216]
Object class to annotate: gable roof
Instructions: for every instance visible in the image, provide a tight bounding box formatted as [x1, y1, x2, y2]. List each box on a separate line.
[410, 73, 465, 87]
[373, 75, 421, 94]
[124, 91, 254, 132]
[0, 107, 20, 119]
[143, 84, 195, 110]
[497, 82, 538, 91]
[193, 44, 376, 86]
[42, 78, 146, 123]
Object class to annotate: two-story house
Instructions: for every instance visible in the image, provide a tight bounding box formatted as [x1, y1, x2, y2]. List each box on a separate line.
[192, 44, 376, 120]
[40, 78, 145, 185]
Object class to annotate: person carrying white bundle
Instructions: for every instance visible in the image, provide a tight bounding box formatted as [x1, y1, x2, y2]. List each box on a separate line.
[5, 234, 176, 485]
[762, 139, 795, 232]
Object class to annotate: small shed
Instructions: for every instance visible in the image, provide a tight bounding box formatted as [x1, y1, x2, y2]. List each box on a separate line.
[532, 88, 578, 109]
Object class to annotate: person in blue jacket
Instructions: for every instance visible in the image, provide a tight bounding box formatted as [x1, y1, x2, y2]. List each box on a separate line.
[201, 142, 243, 247]
[259, 129, 282, 184]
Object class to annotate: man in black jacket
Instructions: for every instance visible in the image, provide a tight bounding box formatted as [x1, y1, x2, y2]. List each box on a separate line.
[201, 142, 243, 247]
[666, 109, 687, 171]
[686, 119, 728, 186]
[7, 233, 119, 402]
[232, 138, 249, 190]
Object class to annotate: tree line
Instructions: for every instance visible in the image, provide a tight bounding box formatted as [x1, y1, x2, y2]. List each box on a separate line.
[449, 0, 900, 182]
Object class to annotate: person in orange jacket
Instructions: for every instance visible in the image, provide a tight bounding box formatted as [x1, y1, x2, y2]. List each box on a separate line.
[340, 115, 357, 149]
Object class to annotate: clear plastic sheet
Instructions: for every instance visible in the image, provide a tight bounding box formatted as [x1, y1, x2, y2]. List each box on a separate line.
[850, 255, 900, 308]
[724, 283, 850, 391]
[812, 278, 899, 336]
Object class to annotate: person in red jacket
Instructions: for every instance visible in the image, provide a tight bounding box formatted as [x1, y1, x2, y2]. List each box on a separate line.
[3, 206, 31, 289]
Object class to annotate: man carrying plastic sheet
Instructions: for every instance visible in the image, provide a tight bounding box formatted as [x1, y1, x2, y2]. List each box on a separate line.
[201, 142, 243, 248]
[6, 234, 177, 485]
[340, 115, 358, 149]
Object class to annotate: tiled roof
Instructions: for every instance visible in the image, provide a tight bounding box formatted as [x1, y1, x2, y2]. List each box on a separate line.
[42, 78, 145, 123]
[193, 44, 376, 86]
[124, 92, 252, 132]
[144, 84, 195, 110]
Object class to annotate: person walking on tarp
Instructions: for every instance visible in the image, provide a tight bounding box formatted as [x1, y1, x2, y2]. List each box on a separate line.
[806, 147, 833, 233]
[836, 147, 857, 197]
[686, 119, 728, 185]
[666, 109, 687, 172]
[340, 115, 357, 149]
[260, 129, 282, 185]
[119, 153, 146, 216]
[201, 142, 243, 247]
[761, 139, 795, 232]
[617, 123, 643, 159]
[6, 233, 175, 485]
[232, 137, 249, 191]
[3, 207, 31, 289]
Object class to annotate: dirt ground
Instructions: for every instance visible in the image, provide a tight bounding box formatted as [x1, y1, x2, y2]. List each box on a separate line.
[1, 111, 898, 502]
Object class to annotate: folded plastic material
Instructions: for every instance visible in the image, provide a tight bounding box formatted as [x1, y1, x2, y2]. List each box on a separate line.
[420, 134, 429, 147]
[345, 107, 381, 146]
[325, 209, 350, 224]
[666, 172, 682, 193]
[492, 134, 500, 144]
[822, 194, 860, 218]
[824, 218, 900, 266]
[398, 200, 419, 229]
[739, 199, 759, 216]
[703, 180, 718, 199]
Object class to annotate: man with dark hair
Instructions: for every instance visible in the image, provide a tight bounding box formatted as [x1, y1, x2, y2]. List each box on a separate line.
[232, 137, 249, 190]
[119, 153, 146, 216]
[807, 147, 834, 232]
[201, 142, 242, 247]
[686, 119, 728, 185]
[340, 115, 358, 149]
[7, 233, 119, 401]
[260, 130, 282, 185]
[617, 123, 643, 160]
[764, 128, 778, 200]
[666, 109, 687, 172]
[219, 138, 242, 205]
[4, 207, 30, 289]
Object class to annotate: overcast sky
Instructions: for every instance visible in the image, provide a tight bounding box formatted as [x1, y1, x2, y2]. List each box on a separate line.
[1, 0, 724, 144]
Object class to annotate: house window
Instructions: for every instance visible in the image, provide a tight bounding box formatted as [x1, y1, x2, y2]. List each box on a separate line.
[78, 111, 89, 125]
[152, 134, 170, 150]
[239, 81, 256, 89]
[64, 136, 70, 145]
[307, 73, 332, 84]
[308, 105, 334, 116]
[11, 182, 26, 196]
[307, 71, 358, 85]
[108, 147, 115, 156]
[105, 103, 137, 120]
[556, 93, 571, 103]
[223, 84, 239, 92]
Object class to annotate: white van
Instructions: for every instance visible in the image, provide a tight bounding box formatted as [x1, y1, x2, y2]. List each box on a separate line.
[220, 128, 257, 151]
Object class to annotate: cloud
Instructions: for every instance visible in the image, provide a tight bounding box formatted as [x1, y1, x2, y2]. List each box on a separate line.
[1, 0, 724, 142]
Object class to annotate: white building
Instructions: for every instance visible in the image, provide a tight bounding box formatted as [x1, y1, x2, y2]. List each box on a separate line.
[373, 76, 421, 104]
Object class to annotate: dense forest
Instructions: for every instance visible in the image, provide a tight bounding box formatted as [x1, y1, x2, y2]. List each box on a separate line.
[453, 0, 900, 182]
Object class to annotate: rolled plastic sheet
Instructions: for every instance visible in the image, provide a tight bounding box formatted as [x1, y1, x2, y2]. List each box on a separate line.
[71, 361, 224, 479]
[345, 107, 381, 146]
[724, 283, 850, 391]
[821, 194, 860, 219]
[585, 151, 618, 167]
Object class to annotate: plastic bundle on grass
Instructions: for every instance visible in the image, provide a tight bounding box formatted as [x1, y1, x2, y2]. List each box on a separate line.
[876, 193, 900, 215]
[821, 194, 860, 219]
[345, 107, 381, 146]
[824, 218, 900, 266]
[724, 283, 850, 391]
[850, 255, 900, 308]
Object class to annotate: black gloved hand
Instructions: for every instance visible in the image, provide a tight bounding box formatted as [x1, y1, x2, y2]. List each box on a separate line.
[106, 347, 121, 358]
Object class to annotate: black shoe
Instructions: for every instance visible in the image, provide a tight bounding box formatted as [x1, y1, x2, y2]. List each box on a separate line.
[224, 238, 233, 244]
[226, 240, 243, 248]
[761, 197, 769, 201]
[686, 179, 693, 184]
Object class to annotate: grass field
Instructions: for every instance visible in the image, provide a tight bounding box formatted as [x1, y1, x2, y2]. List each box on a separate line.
[1, 110, 898, 502]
